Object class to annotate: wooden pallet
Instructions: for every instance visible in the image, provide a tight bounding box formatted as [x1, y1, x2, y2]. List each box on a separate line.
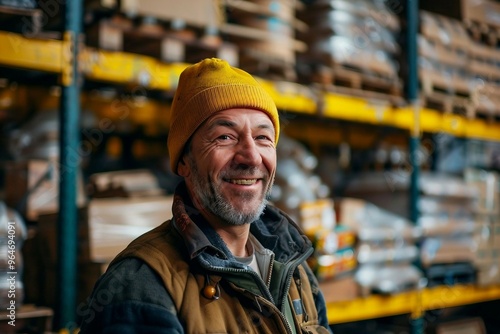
[421, 77, 500, 122]
[312, 82, 405, 107]
[465, 20, 500, 47]
[308, 62, 402, 99]
[420, 72, 476, 119]
[237, 47, 297, 81]
[461, 0, 500, 46]
[468, 42, 500, 83]
[420, 68, 477, 118]
[85, 15, 239, 65]
[474, 83, 500, 122]
[421, 91, 476, 119]
[420, 71, 473, 98]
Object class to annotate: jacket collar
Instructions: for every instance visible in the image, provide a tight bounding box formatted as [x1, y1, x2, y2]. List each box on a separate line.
[171, 182, 313, 265]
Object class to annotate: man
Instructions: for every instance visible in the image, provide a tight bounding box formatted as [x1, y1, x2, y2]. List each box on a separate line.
[79, 58, 332, 333]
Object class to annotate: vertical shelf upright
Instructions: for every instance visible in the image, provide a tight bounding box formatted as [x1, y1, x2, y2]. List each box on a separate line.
[406, 1, 424, 333]
[57, 0, 83, 330]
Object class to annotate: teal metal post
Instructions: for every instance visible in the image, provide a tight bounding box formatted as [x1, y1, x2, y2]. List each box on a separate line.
[406, 1, 424, 333]
[58, 0, 83, 330]
[407, 0, 420, 224]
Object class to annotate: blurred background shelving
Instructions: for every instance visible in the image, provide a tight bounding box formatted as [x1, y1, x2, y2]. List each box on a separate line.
[1, 0, 500, 333]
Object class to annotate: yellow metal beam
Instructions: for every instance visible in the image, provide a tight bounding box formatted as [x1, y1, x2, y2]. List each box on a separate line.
[323, 92, 500, 142]
[326, 289, 415, 324]
[258, 80, 317, 114]
[326, 284, 500, 324]
[81, 92, 170, 130]
[465, 118, 500, 142]
[0, 31, 65, 73]
[80, 48, 317, 114]
[423, 284, 500, 311]
[322, 93, 396, 126]
[80, 48, 190, 91]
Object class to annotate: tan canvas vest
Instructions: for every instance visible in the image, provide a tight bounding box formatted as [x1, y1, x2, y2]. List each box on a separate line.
[111, 220, 330, 334]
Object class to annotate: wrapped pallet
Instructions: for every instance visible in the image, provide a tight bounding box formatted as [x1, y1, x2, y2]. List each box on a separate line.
[297, 0, 402, 97]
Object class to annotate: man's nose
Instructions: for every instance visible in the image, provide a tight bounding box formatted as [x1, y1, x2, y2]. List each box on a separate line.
[233, 137, 262, 166]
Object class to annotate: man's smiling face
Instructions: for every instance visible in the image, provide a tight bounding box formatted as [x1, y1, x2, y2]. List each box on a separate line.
[178, 108, 277, 225]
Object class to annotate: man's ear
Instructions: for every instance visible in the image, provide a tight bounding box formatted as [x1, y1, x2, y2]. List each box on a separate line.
[177, 156, 190, 177]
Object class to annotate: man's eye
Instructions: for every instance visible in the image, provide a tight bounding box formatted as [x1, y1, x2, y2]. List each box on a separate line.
[218, 135, 231, 140]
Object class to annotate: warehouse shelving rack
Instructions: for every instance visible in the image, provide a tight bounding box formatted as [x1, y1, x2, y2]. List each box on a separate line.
[3, 31, 500, 140]
[1, 2, 500, 332]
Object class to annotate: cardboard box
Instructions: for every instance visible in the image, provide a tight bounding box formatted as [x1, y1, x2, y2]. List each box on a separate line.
[221, 0, 304, 67]
[31, 196, 174, 266]
[420, 11, 471, 50]
[461, 0, 500, 29]
[88, 169, 165, 198]
[476, 262, 500, 286]
[88, 196, 173, 263]
[120, 0, 222, 29]
[5, 160, 87, 221]
[319, 275, 360, 303]
[36, 207, 91, 265]
[436, 318, 486, 334]
[22, 224, 103, 309]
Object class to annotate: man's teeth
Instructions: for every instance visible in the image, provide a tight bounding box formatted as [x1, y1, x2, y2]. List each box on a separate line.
[230, 179, 257, 185]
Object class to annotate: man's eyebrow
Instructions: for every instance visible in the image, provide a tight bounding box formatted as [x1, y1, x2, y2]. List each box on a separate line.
[207, 119, 236, 131]
[207, 119, 274, 133]
[257, 123, 274, 131]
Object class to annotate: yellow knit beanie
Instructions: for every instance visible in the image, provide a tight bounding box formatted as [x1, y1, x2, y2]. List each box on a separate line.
[168, 58, 280, 173]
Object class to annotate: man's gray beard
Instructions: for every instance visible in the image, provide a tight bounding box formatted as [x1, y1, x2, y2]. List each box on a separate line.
[189, 160, 271, 226]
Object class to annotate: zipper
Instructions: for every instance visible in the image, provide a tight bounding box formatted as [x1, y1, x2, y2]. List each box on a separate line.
[278, 246, 314, 310]
[270, 247, 313, 334]
[203, 264, 295, 334]
[199, 256, 314, 334]
[265, 253, 275, 288]
[253, 294, 295, 334]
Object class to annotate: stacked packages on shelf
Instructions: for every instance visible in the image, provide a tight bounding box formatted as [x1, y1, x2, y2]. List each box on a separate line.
[85, 0, 304, 81]
[4, 109, 89, 221]
[271, 134, 358, 293]
[418, 173, 479, 286]
[86, 0, 238, 66]
[223, 0, 304, 80]
[339, 197, 423, 296]
[460, 0, 500, 118]
[465, 168, 500, 286]
[418, 11, 476, 117]
[272, 133, 332, 224]
[419, 7, 500, 119]
[297, 0, 402, 99]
